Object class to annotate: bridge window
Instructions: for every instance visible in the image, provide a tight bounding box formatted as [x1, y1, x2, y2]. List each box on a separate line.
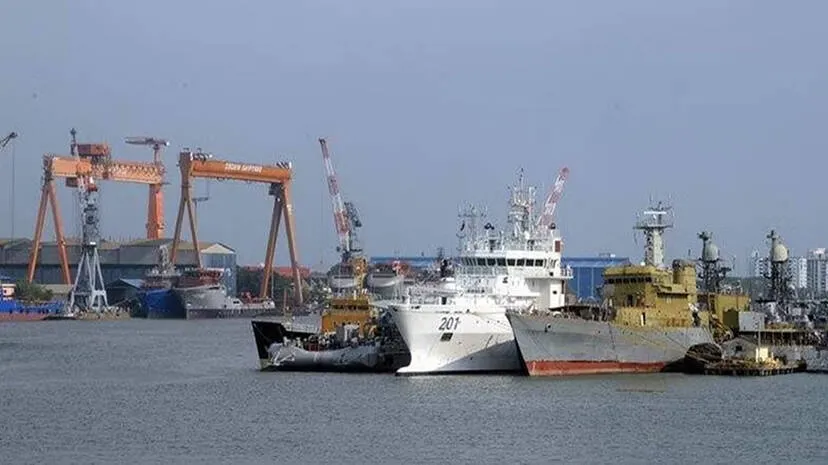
[497, 258, 506, 267]
[507, 259, 516, 266]
[516, 259, 525, 266]
[487, 258, 495, 266]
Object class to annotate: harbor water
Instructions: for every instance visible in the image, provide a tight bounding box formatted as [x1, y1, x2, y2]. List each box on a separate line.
[1, 319, 826, 465]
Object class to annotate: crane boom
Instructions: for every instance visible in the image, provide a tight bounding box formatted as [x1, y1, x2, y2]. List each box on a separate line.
[0, 132, 17, 151]
[318, 138, 352, 258]
[536, 166, 570, 229]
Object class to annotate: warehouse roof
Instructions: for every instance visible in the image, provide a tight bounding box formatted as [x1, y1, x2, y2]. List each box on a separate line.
[0, 237, 234, 253]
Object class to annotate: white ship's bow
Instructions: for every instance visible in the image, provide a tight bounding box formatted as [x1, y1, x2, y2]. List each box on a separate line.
[389, 305, 522, 375]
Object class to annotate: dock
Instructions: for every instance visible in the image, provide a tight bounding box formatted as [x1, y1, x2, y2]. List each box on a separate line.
[701, 362, 805, 376]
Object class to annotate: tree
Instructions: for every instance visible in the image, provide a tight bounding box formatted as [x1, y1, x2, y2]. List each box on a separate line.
[13, 281, 53, 302]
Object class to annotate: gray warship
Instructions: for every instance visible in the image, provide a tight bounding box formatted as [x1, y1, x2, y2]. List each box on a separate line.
[173, 268, 275, 319]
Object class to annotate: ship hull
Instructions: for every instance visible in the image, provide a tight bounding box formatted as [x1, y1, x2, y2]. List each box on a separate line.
[266, 343, 408, 373]
[389, 307, 522, 375]
[187, 307, 270, 320]
[0, 301, 64, 322]
[251, 319, 409, 372]
[173, 284, 226, 310]
[507, 312, 715, 376]
[0, 312, 51, 322]
[141, 289, 186, 319]
[172, 285, 272, 320]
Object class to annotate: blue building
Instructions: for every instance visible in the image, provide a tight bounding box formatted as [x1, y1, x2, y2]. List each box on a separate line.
[562, 256, 631, 302]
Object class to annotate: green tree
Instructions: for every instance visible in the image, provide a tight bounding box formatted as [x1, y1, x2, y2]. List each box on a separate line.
[13, 281, 53, 302]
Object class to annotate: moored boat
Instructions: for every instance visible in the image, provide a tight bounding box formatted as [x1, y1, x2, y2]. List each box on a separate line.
[251, 292, 409, 372]
[508, 202, 720, 376]
[385, 169, 572, 375]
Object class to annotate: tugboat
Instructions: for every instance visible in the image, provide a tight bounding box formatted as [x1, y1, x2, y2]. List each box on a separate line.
[251, 256, 410, 372]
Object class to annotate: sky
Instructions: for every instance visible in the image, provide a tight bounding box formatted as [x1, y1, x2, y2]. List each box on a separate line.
[1, 0, 827, 273]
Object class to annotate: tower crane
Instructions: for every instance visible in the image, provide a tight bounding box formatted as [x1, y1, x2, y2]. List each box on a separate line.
[318, 138, 366, 285]
[67, 174, 109, 313]
[1, 132, 19, 239]
[318, 138, 362, 261]
[536, 166, 570, 230]
[0, 131, 17, 150]
[125, 136, 169, 239]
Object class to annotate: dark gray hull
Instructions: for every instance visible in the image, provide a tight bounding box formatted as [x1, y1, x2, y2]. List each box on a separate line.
[186, 307, 269, 319]
[507, 312, 715, 376]
[250, 318, 410, 373]
[265, 343, 410, 373]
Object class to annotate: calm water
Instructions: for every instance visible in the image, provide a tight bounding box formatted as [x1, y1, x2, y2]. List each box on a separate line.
[1, 319, 826, 465]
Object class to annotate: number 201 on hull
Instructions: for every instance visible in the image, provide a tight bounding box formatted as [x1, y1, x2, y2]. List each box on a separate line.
[438, 316, 460, 331]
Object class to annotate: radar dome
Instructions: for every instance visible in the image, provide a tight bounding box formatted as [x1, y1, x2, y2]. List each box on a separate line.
[771, 242, 789, 263]
[702, 242, 720, 262]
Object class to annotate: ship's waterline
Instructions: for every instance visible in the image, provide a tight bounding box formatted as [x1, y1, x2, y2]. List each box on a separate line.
[506, 312, 715, 376]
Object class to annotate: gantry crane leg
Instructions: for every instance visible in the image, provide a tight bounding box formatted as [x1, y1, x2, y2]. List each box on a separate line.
[171, 177, 201, 267]
[146, 183, 164, 239]
[280, 181, 304, 305]
[48, 182, 71, 284]
[27, 179, 71, 284]
[261, 183, 284, 299]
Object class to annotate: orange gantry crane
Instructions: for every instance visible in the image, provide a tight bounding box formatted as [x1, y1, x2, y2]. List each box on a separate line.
[170, 149, 304, 304]
[27, 129, 166, 284]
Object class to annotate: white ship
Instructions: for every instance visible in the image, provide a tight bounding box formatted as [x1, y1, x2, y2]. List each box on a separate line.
[382, 170, 572, 375]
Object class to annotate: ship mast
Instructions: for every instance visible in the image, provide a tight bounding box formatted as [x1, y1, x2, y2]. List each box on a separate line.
[457, 204, 485, 253]
[507, 168, 536, 239]
[634, 201, 673, 268]
[765, 229, 792, 311]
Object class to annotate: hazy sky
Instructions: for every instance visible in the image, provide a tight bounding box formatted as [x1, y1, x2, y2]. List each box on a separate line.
[1, 0, 827, 271]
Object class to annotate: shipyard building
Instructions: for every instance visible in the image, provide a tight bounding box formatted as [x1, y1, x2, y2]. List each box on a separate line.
[0, 238, 237, 296]
[563, 255, 631, 301]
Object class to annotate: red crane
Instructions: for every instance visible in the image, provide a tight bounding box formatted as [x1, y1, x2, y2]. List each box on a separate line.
[536, 166, 570, 229]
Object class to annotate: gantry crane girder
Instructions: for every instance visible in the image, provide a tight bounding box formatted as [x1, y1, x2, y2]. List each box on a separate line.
[170, 150, 304, 304]
[27, 151, 166, 285]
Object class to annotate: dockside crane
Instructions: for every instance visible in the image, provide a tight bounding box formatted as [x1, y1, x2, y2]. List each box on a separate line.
[536, 166, 570, 230]
[169, 149, 303, 304]
[1, 132, 19, 238]
[125, 136, 170, 239]
[318, 138, 367, 286]
[0, 131, 17, 150]
[67, 173, 109, 313]
[27, 129, 166, 284]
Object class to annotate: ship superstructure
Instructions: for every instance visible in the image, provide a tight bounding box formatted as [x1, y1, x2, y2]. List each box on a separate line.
[385, 169, 572, 375]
